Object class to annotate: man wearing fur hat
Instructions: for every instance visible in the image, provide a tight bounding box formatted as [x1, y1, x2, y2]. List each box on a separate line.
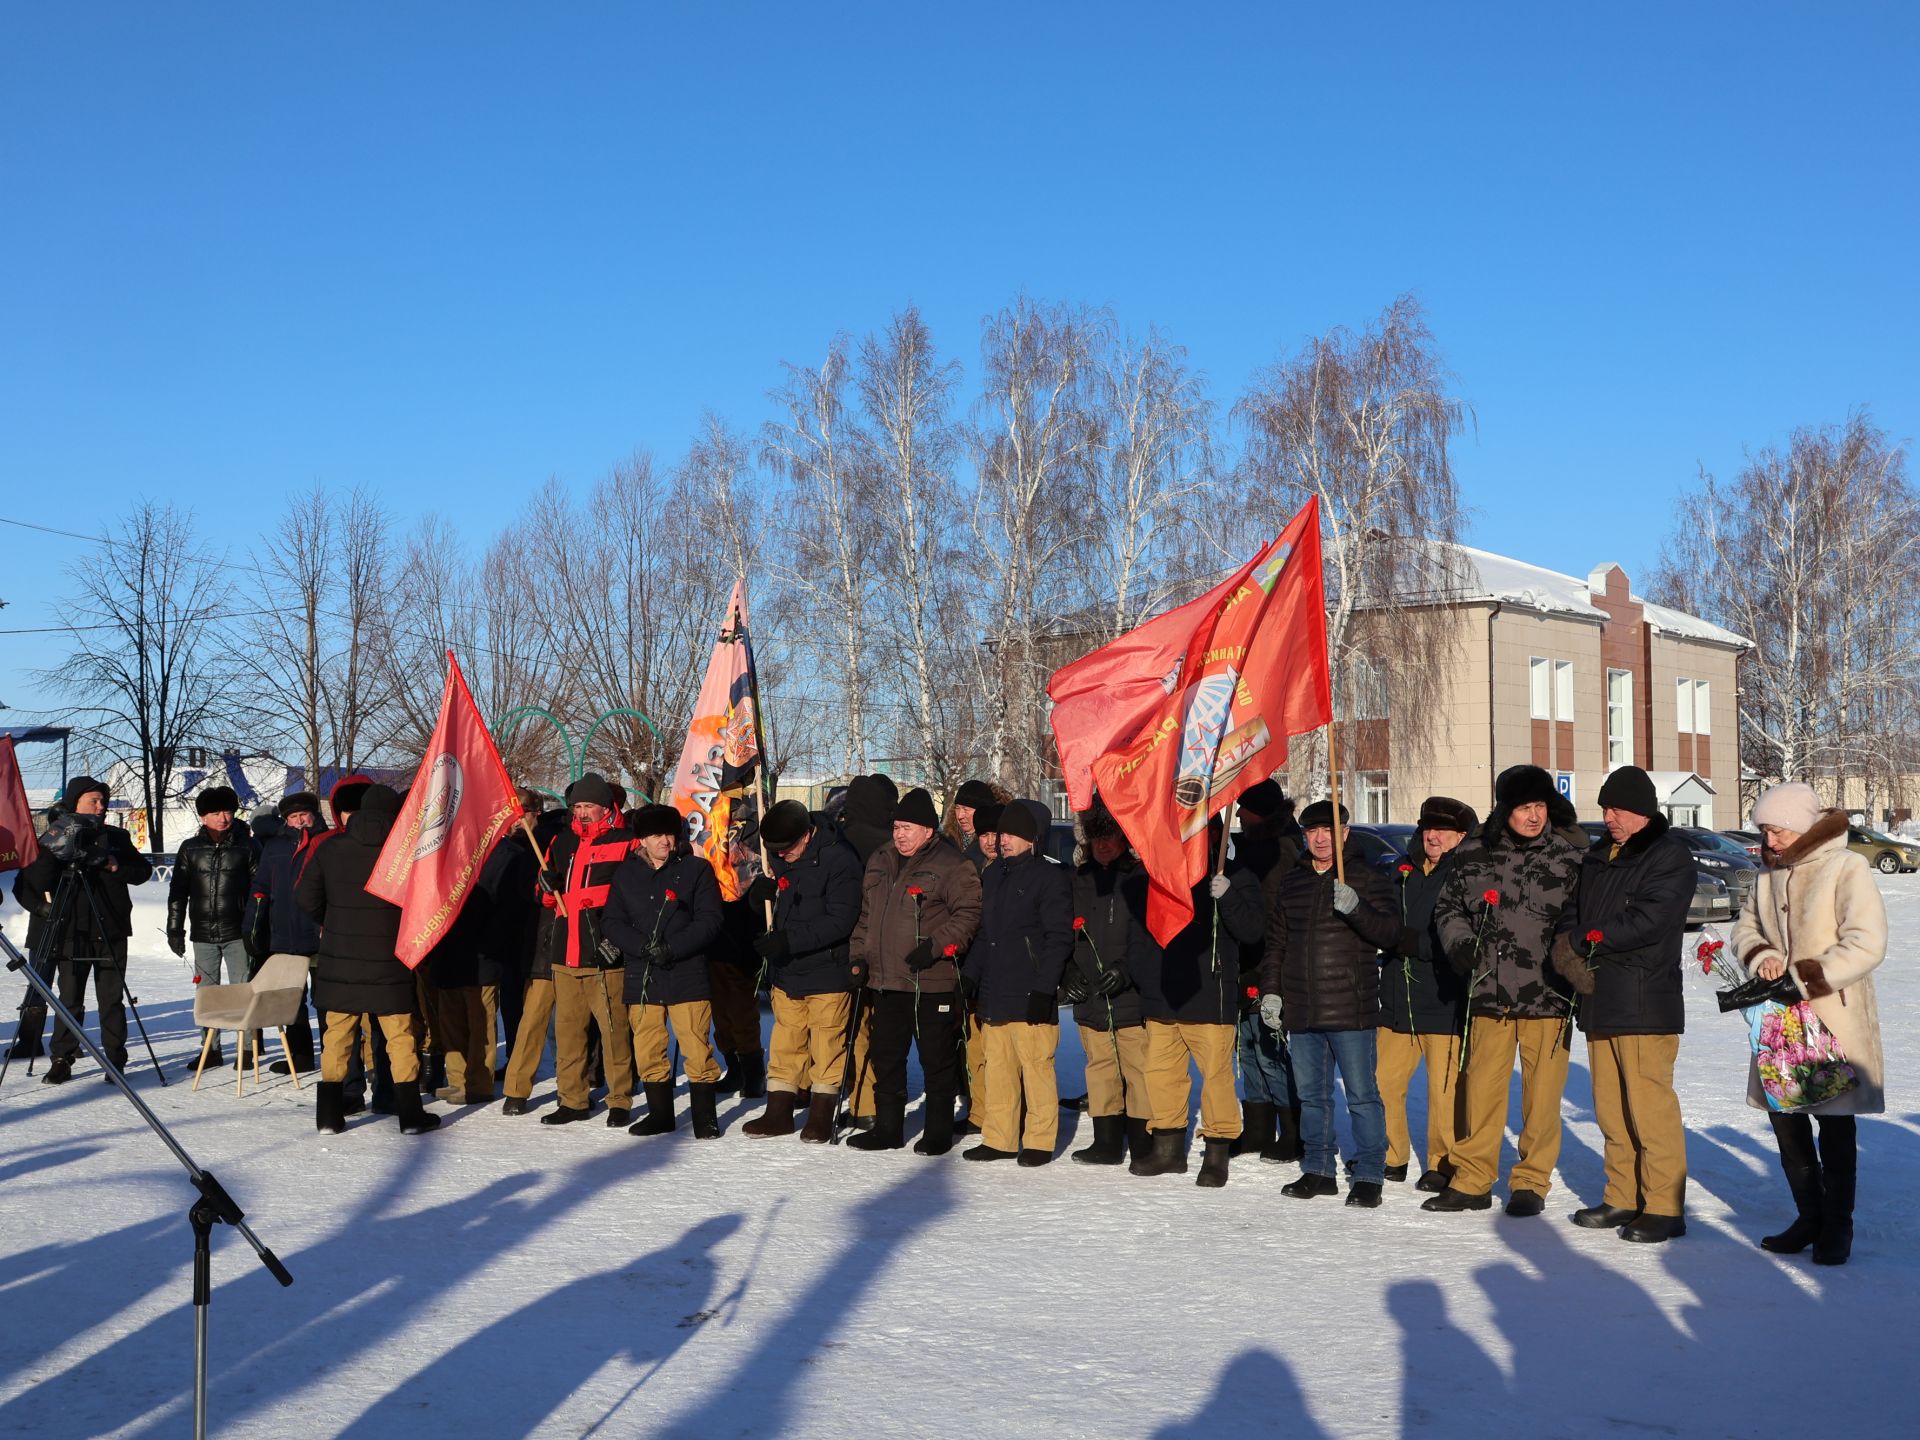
[168, 784, 258, 1065]
[740, 800, 863, 1142]
[1230, 779, 1303, 1164]
[244, 791, 328, 1074]
[1428, 765, 1582, 1216]
[1551, 764, 1696, 1242]
[1379, 796, 1476, 1194]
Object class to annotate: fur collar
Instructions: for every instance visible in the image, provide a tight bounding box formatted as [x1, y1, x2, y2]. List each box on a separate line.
[1765, 808, 1850, 870]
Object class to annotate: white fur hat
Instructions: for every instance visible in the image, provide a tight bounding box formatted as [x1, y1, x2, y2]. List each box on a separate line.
[1751, 782, 1824, 834]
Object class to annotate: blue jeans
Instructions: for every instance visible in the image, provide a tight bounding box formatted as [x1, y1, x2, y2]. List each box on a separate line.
[1290, 1027, 1386, 1184]
[1237, 1009, 1295, 1108]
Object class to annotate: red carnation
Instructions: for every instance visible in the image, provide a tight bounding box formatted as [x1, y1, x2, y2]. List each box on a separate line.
[907, 886, 924, 897]
[942, 943, 958, 957]
[1397, 863, 1414, 875]
[1482, 889, 1501, 907]
[664, 889, 678, 903]
[776, 876, 790, 892]
[1585, 929, 1604, 944]
[1245, 985, 1259, 1000]
[1072, 916, 1086, 930]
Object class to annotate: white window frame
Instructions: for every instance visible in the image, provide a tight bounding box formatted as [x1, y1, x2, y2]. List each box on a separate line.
[1676, 676, 1695, 733]
[1554, 660, 1574, 721]
[1607, 668, 1633, 766]
[1694, 679, 1711, 736]
[1529, 657, 1551, 720]
[1362, 772, 1390, 825]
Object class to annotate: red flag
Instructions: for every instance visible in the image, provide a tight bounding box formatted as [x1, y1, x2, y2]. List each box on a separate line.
[670, 579, 767, 902]
[1086, 497, 1331, 945]
[0, 736, 39, 873]
[368, 654, 524, 969]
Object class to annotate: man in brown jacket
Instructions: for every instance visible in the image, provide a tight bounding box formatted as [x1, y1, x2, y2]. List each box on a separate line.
[847, 787, 983, 1155]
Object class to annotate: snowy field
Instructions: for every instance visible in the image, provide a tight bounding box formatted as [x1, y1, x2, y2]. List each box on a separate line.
[2, 879, 1915, 1440]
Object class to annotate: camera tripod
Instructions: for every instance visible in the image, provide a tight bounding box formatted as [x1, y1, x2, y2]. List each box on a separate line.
[0, 862, 166, 1088]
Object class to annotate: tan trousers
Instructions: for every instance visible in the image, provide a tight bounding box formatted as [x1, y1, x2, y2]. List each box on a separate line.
[552, 966, 635, 1109]
[504, 977, 554, 1100]
[321, 1012, 419, 1084]
[1144, 1019, 1241, 1140]
[982, 1021, 1059, 1153]
[1376, 1028, 1463, 1173]
[1452, 1016, 1571, 1196]
[768, 988, 852, 1095]
[1079, 1022, 1151, 1121]
[631, 1001, 722, 1085]
[432, 985, 498, 1100]
[1589, 1033, 1687, 1214]
[963, 1010, 990, 1112]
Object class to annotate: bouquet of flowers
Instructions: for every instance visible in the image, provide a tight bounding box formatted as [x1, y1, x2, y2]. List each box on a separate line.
[1696, 931, 1858, 1112]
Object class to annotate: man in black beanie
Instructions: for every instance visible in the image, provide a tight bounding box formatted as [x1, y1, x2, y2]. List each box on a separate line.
[948, 779, 996, 857]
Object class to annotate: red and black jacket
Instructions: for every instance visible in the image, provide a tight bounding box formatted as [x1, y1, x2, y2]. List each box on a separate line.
[533, 817, 638, 976]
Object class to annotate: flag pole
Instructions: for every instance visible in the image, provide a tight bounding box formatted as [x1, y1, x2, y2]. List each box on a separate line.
[1326, 718, 1346, 885]
[1214, 798, 1235, 877]
[736, 590, 777, 929]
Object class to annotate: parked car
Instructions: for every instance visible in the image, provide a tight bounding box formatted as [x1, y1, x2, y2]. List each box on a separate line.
[1673, 827, 1761, 913]
[1346, 824, 1412, 873]
[1044, 822, 1079, 868]
[1719, 829, 1764, 859]
[1580, 822, 1729, 927]
[1847, 826, 1920, 874]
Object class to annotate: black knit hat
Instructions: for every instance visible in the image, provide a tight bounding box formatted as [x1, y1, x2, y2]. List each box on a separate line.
[361, 784, 402, 817]
[196, 785, 240, 817]
[631, 803, 685, 839]
[1297, 799, 1350, 831]
[277, 791, 322, 820]
[1598, 765, 1661, 819]
[567, 773, 616, 810]
[954, 779, 996, 811]
[1416, 796, 1478, 835]
[1238, 779, 1285, 820]
[761, 799, 811, 848]
[973, 800, 1004, 835]
[998, 798, 1040, 842]
[61, 775, 109, 810]
[894, 787, 939, 829]
[842, 775, 896, 829]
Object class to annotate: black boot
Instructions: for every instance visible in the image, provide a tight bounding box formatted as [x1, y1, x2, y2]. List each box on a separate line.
[714, 1050, 743, 1096]
[315, 1080, 347, 1135]
[1125, 1116, 1152, 1161]
[743, 1090, 799, 1138]
[848, 1099, 906, 1151]
[1813, 1119, 1856, 1266]
[8, 1026, 44, 1060]
[541, 1104, 594, 1126]
[914, 1093, 956, 1156]
[1129, 1128, 1188, 1177]
[340, 1083, 367, 1116]
[802, 1093, 839, 1144]
[424, 1050, 448, 1093]
[201, 1030, 226, 1069]
[1620, 1213, 1686, 1243]
[628, 1081, 677, 1136]
[1232, 1101, 1275, 1158]
[734, 1050, 766, 1101]
[392, 1081, 441, 1135]
[689, 1082, 721, 1139]
[1261, 1103, 1302, 1164]
[1072, 1114, 1128, 1165]
[42, 1056, 74, 1085]
[1762, 1113, 1824, 1254]
[1195, 1137, 1232, 1188]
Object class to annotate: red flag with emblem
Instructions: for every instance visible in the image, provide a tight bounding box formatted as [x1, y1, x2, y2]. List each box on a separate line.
[368, 653, 524, 968]
[1083, 497, 1331, 946]
[0, 736, 39, 873]
[670, 579, 768, 902]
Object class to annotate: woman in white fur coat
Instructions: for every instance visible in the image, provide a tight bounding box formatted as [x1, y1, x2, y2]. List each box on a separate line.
[1731, 782, 1886, 1267]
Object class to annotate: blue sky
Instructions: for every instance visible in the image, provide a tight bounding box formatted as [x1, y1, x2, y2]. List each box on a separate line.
[3, 3, 1915, 741]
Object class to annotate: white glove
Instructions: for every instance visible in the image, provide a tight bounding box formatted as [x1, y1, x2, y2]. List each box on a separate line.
[1332, 881, 1358, 914]
[1207, 874, 1230, 900]
[1259, 994, 1284, 1031]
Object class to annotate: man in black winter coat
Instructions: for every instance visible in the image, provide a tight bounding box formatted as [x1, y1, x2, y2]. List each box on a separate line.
[1258, 800, 1402, 1206]
[423, 834, 534, 1105]
[1550, 764, 1696, 1244]
[168, 785, 257, 1064]
[960, 799, 1073, 1166]
[740, 800, 863, 1143]
[243, 792, 328, 1073]
[11, 776, 154, 1082]
[1231, 779, 1303, 1164]
[1063, 805, 1151, 1166]
[296, 784, 439, 1135]
[1377, 796, 1475, 1194]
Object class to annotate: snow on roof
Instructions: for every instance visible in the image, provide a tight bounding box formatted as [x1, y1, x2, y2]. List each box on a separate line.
[1445, 544, 1750, 649]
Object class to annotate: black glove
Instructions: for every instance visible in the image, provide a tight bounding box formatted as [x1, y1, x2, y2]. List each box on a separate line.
[1025, 991, 1057, 1025]
[167, 931, 187, 958]
[753, 930, 791, 962]
[904, 939, 936, 972]
[645, 939, 675, 969]
[1446, 942, 1477, 977]
[597, 937, 624, 967]
[958, 971, 979, 1001]
[849, 958, 868, 986]
[1059, 970, 1091, 1005]
[1395, 925, 1424, 959]
[745, 875, 779, 907]
[1093, 965, 1128, 998]
[1716, 972, 1801, 1012]
[80, 845, 116, 872]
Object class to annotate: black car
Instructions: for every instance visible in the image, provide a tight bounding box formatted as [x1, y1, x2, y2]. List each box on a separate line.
[1673, 826, 1760, 913]
[1347, 824, 1413, 873]
[1579, 820, 1732, 926]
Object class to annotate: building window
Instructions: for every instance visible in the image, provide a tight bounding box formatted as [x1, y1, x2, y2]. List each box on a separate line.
[1554, 660, 1574, 721]
[1694, 679, 1711, 736]
[1529, 657, 1551, 719]
[1347, 654, 1389, 721]
[1676, 677, 1695, 733]
[1607, 668, 1633, 766]
[1361, 772, 1390, 824]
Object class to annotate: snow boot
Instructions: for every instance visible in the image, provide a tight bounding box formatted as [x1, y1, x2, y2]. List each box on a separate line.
[1504, 1189, 1547, 1218]
[743, 1090, 799, 1138]
[423, 1050, 447, 1094]
[1812, 1173, 1854, 1266]
[1620, 1213, 1686, 1243]
[848, 1099, 906, 1152]
[689, 1082, 721, 1139]
[392, 1081, 441, 1135]
[9, 1029, 44, 1059]
[605, 1107, 631, 1128]
[734, 1050, 766, 1100]
[200, 1031, 226, 1069]
[628, 1082, 677, 1137]
[1058, 1092, 1088, 1112]
[1016, 1147, 1053, 1167]
[500, 1096, 528, 1116]
[1415, 1168, 1452, 1194]
[1125, 1116, 1152, 1161]
[1072, 1114, 1128, 1165]
[1280, 1172, 1339, 1199]
[1129, 1128, 1188, 1178]
[1420, 1187, 1493, 1213]
[541, 1105, 594, 1126]
[42, 1057, 73, 1085]
[1384, 1163, 1409, 1182]
[1761, 1114, 1823, 1253]
[314, 1081, 348, 1135]
[1346, 1181, 1384, 1208]
[713, 1050, 743, 1096]
[1232, 1101, 1274, 1158]
[1261, 1104, 1302, 1164]
[801, 1093, 839, 1145]
[1571, 1203, 1640, 1229]
[963, 1143, 1017, 1162]
[1195, 1137, 1232, 1188]
[913, 1092, 955, 1155]
[340, 1083, 367, 1116]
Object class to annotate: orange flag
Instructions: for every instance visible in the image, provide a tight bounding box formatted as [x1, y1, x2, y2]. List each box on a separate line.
[1087, 497, 1331, 945]
[670, 579, 766, 902]
[369, 653, 524, 968]
[0, 736, 39, 873]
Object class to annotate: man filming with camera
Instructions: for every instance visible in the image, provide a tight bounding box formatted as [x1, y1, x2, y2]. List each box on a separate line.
[9, 776, 154, 1083]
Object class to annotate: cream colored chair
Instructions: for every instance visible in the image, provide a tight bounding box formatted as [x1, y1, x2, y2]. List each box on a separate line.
[192, 953, 311, 1095]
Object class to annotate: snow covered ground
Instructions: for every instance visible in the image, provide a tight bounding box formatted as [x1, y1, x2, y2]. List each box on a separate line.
[2, 880, 1914, 1439]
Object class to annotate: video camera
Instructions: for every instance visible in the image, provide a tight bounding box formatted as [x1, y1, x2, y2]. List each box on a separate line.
[37, 810, 112, 869]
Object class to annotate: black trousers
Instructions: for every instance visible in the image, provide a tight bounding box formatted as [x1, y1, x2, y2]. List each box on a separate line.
[866, 987, 960, 1110]
[51, 959, 126, 1065]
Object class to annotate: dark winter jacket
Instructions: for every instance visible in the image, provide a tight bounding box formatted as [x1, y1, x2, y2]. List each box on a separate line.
[1134, 864, 1268, 1027]
[1380, 852, 1470, 1035]
[426, 837, 539, 991]
[851, 837, 983, 994]
[1562, 817, 1696, 1037]
[1066, 855, 1146, 1029]
[603, 854, 725, 1007]
[1234, 829, 1299, 1006]
[168, 822, 258, 945]
[1434, 816, 1582, 1021]
[246, 819, 327, 959]
[766, 829, 863, 997]
[1259, 842, 1402, 1031]
[534, 818, 638, 977]
[297, 804, 414, 1017]
[965, 851, 1074, 1024]
[11, 816, 152, 963]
